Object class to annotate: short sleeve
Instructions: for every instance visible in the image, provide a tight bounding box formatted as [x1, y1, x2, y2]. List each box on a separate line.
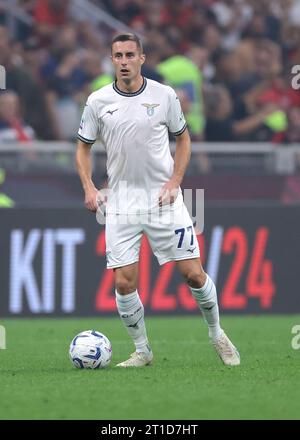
[77, 98, 98, 144]
[167, 87, 187, 136]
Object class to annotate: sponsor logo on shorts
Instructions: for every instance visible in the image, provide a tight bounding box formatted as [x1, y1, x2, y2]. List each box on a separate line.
[187, 247, 196, 254]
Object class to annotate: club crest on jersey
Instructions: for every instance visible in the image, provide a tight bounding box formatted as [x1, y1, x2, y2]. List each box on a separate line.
[142, 103, 160, 116]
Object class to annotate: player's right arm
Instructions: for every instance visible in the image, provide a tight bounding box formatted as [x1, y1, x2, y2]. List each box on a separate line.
[76, 97, 99, 212]
[76, 140, 99, 212]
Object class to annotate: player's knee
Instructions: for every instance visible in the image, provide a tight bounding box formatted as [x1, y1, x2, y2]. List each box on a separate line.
[183, 270, 206, 288]
[115, 276, 137, 295]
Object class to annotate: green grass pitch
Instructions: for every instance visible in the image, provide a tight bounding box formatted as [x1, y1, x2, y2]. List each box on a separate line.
[0, 315, 300, 420]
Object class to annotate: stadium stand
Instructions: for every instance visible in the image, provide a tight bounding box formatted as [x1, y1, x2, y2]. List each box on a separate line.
[0, 0, 299, 142]
[0, 0, 300, 206]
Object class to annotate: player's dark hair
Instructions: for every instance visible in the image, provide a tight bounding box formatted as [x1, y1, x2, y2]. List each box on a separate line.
[111, 33, 143, 54]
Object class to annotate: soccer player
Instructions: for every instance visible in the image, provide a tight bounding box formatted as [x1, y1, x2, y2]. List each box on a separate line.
[76, 34, 240, 367]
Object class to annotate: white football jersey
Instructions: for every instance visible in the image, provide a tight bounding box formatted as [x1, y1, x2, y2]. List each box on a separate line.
[77, 77, 187, 213]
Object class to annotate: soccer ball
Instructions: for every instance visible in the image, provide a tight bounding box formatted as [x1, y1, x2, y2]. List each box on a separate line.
[69, 330, 112, 369]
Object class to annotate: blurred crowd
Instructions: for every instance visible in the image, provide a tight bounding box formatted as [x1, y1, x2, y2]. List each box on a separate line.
[0, 0, 300, 144]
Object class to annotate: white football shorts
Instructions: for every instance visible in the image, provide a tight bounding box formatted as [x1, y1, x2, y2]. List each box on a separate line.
[105, 202, 200, 269]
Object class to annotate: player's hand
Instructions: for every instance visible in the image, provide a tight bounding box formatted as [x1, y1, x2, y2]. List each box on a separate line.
[158, 179, 179, 207]
[84, 186, 99, 212]
[96, 189, 108, 216]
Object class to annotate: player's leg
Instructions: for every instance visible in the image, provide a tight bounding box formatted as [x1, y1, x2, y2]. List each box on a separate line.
[105, 214, 152, 367]
[176, 258, 240, 366]
[145, 203, 239, 366]
[114, 263, 153, 367]
[176, 258, 221, 340]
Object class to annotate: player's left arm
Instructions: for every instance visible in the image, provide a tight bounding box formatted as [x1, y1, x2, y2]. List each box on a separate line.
[172, 127, 191, 186]
[159, 128, 191, 206]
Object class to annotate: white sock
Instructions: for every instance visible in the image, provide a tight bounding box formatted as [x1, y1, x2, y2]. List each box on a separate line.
[190, 274, 222, 341]
[115, 290, 151, 353]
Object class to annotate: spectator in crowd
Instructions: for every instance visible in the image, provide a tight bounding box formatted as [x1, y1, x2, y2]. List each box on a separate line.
[204, 84, 285, 142]
[157, 52, 205, 140]
[141, 43, 164, 82]
[87, 50, 114, 93]
[41, 24, 88, 139]
[0, 25, 54, 139]
[33, 0, 70, 45]
[283, 106, 300, 143]
[0, 91, 35, 142]
[176, 87, 211, 174]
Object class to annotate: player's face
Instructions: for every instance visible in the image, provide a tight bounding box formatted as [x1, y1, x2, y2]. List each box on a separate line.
[111, 41, 145, 83]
